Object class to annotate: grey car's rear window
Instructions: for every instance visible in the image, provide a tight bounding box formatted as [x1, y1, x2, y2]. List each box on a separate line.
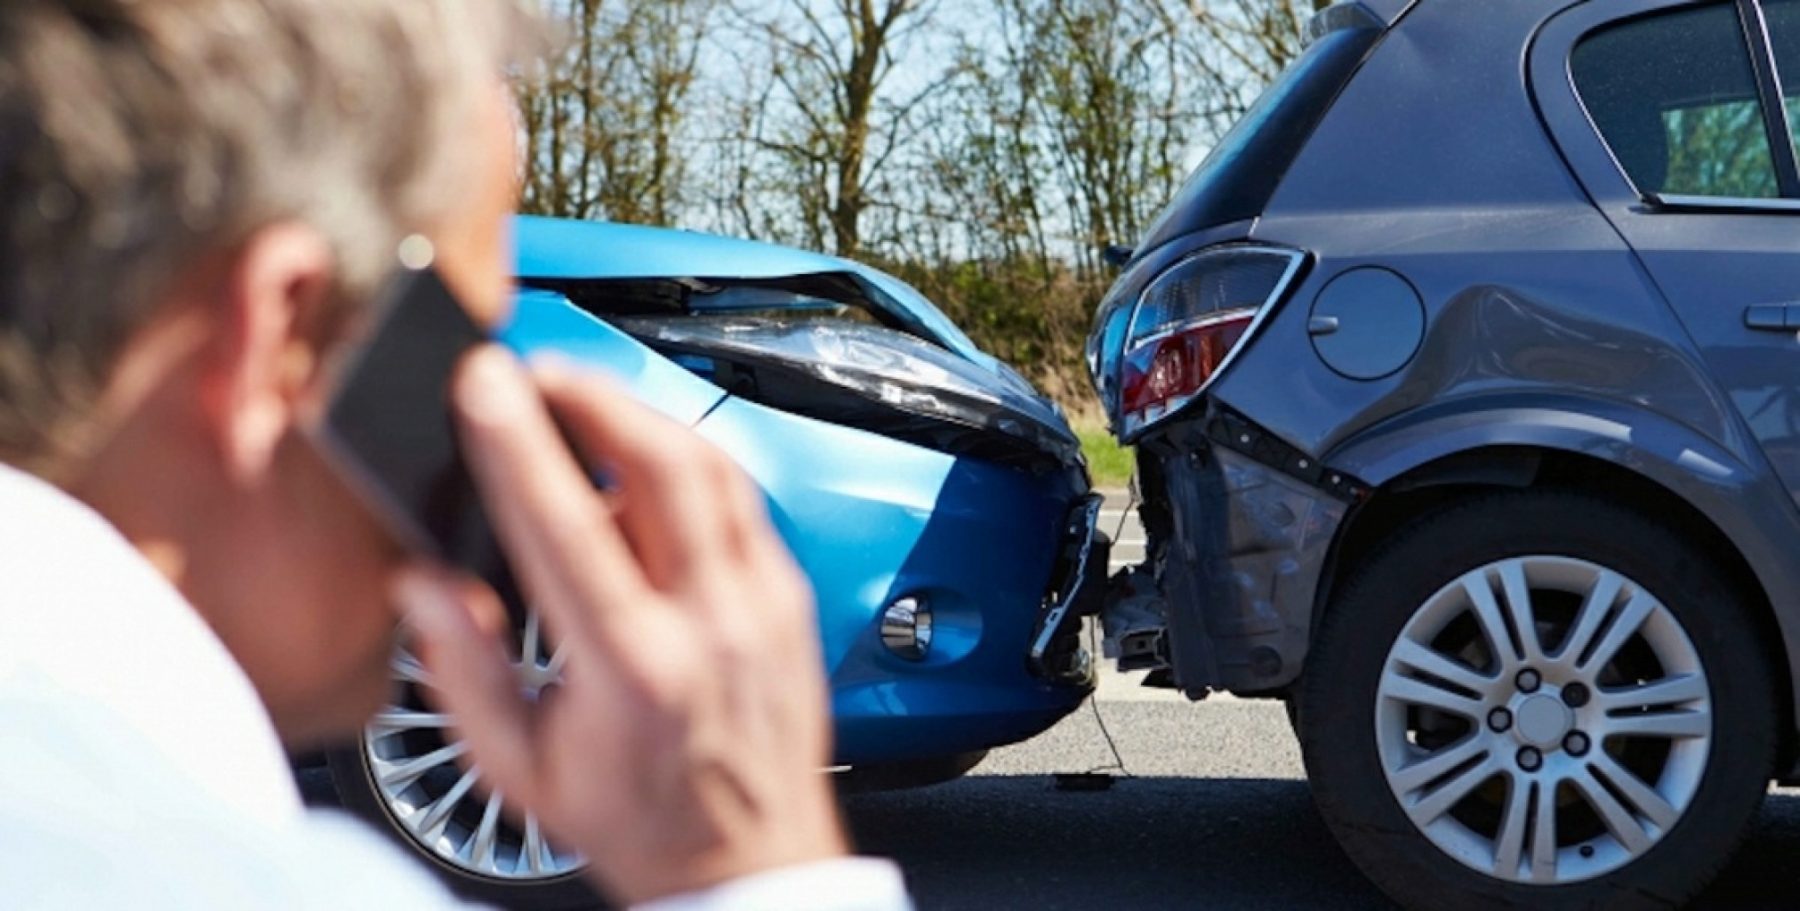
[1573, 3, 1780, 199]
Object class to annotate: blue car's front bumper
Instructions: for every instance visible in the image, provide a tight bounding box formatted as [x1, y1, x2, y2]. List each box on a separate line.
[505, 291, 1093, 766]
[698, 395, 1092, 764]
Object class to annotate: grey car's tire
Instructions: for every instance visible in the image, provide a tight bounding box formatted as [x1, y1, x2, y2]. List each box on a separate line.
[1301, 490, 1775, 910]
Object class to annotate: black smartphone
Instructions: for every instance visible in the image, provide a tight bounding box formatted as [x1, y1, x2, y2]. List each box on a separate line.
[311, 264, 514, 591]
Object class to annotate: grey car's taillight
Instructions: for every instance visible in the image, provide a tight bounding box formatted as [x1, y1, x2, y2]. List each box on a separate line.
[1112, 245, 1305, 438]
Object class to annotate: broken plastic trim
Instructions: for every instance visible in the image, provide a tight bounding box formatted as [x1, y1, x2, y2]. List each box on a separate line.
[1030, 495, 1108, 682]
[620, 317, 1084, 474]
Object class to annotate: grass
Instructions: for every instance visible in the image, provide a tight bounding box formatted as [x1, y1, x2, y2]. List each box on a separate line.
[1077, 424, 1135, 488]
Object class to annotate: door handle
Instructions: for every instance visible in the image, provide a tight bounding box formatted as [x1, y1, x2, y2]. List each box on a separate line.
[1743, 303, 1800, 330]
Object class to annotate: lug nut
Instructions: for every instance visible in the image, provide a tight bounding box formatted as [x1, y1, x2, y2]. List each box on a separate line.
[1562, 682, 1590, 708]
[1488, 707, 1514, 733]
[1517, 746, 1543, 772]
[1516, 669, 1542, 693]
[1565, 731, 1590, 757]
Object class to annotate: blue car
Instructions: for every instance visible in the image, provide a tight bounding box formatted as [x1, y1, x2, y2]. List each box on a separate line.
[325, 216, 1102, 908]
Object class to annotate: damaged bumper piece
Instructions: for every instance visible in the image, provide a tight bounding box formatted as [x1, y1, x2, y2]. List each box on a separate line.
[1112, 405, 1366, 697]
[1029, 494, 1110, 685]
[624, 317, 1100, 688]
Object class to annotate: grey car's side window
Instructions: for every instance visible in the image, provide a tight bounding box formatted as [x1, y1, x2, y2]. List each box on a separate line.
[1766, 0, 1800, 154]
[1573, 3, 1781, 199]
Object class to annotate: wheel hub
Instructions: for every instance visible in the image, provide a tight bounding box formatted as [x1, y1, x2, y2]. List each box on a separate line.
[1513, 692, 1572, 749]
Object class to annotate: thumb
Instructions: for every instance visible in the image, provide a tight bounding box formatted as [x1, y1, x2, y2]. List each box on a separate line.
[394, 566, 539, 805]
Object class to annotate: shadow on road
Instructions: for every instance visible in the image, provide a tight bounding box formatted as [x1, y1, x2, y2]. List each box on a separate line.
[844, 775, 1388, 910]
[844, 775, 1800, 910]
[1703, 790, 1800, 909]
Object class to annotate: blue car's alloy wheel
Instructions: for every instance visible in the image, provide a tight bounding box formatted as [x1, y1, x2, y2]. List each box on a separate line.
[328, 612, 600, 909]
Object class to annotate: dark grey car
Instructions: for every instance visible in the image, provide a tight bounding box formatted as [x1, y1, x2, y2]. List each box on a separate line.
[1088, 0, 1800, 907]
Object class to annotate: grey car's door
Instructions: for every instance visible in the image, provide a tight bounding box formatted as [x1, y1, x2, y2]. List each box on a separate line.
[1539, 0, 1800, 503]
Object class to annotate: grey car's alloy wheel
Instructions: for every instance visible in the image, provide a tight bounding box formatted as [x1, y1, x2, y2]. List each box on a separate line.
[1376, 556, 1707, 885]
[1302, 491, 1775, 910]
[328, 612, 603, 910]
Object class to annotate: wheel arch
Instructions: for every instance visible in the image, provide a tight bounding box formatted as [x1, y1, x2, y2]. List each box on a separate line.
[1321, 400, 1800, 772]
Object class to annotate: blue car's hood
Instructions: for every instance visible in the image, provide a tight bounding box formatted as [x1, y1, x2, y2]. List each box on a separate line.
[514, 216, 995, 371]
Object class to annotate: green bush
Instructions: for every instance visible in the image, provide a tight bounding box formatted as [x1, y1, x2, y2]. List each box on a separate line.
[1078, 425, 1134, 487]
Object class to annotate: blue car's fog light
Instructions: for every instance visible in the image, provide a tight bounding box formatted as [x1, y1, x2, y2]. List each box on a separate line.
[880, 596, 933, 661]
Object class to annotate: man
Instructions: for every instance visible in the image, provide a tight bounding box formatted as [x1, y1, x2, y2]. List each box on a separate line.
[0, 1, 908, 908]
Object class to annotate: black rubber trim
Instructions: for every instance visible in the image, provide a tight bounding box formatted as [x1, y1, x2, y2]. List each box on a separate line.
[1738, 0, 1800, 197]
[1203, 406, 1370, 503]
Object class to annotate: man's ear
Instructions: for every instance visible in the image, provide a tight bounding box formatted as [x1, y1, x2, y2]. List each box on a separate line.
[201, 222, 335, 485]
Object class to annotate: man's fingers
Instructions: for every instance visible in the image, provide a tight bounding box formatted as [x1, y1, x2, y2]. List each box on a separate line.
[452, 346, 644, 641]
[394, 566, 536, 798]
[532, 360, 742, 593]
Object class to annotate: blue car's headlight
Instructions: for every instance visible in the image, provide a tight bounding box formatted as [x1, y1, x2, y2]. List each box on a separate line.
[621, 317, 1083, 471]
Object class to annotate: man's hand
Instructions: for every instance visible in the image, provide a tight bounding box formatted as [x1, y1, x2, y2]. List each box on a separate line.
[394, 346, 848, 905]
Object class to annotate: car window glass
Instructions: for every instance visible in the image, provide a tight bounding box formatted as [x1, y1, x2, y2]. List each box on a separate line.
[1573, 3, 1780, 199]
[1765, 0, 1800, 153]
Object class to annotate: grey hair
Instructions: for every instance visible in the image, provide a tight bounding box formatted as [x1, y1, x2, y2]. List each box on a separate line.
[0, 0, 541, 473]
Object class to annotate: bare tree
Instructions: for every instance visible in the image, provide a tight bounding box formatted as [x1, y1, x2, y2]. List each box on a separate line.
[517, 0, 719, 224]
[986, 0, 1195, 277]
[739, 0, 950, 258]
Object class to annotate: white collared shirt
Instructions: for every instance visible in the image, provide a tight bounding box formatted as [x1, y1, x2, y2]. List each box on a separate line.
[0, 463, 909, 910]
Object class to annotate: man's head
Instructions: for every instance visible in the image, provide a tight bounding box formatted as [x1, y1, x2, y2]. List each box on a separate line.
[0, 0, 538, 747]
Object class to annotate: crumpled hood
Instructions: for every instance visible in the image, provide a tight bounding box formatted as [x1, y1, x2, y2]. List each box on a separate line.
[513, 215, 994, 371]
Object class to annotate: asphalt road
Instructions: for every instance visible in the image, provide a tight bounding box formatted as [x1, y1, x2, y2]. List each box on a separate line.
[842, 687, 1800, 910]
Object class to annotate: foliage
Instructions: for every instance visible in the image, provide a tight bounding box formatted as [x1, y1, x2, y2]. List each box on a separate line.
[519, 0, 721, 223]
[1078, 425, 1136, 487]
